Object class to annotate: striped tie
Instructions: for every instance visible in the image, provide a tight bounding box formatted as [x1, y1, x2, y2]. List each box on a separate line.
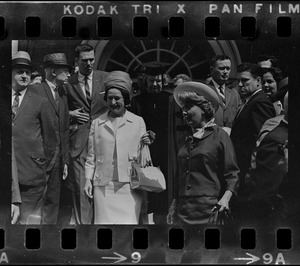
[84, 76, 91, 105]
[12, 92, 20, 119]
[218, 86, 225, 104]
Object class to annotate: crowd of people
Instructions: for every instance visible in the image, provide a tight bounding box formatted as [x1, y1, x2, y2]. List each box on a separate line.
[10, 43, 289, 228]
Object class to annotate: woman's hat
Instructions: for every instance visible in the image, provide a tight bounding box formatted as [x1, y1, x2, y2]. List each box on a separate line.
[174, 81, 219, 111]
[104, 71, 132, 96]
[12, 51, 31, 68]
[43, 53, 71, 68]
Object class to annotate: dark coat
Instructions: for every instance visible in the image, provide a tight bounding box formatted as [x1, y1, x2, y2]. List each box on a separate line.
[66, 70, 108, 158]
[30, 82, 70, 168]
[208, 81, 241, 128]
[12, 88, 56, 186]
[250, 120, 288, 201]
[175, 126, 239, 224]
[231, 90, 276, 179]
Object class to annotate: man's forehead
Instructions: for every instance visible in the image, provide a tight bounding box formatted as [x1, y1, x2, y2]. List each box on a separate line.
[215, 59, 231, 66]
[79, 50, 95, 59]
[238, 71, 254, 78]
[258, 59, 272, 68]
[148, 75, 163, 81]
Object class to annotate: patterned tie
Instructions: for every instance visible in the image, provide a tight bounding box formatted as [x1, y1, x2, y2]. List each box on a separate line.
[218, 86, 225, 104]
[12, 92, 21, 119]
[84, 76, 91, 106]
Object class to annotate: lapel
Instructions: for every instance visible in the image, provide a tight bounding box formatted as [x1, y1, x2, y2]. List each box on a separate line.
[98, 112, 114, 136]
[235, 90, 262, 119]
[71, 74, 90, 109]
[224, 86, 232, 107]
[209, 80, 224, 107]
[43, 82, 59, 115]
[91, 71, 98, 98]
[13, 89, 31, 121]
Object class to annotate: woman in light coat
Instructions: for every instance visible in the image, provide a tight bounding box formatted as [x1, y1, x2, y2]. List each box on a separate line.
[84, 71, 151, 224]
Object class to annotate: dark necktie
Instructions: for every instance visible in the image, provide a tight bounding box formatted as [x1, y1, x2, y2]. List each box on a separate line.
[54, 87, 60, 108]
[12, 92, 21, 119]
[84, 76, 91, 105]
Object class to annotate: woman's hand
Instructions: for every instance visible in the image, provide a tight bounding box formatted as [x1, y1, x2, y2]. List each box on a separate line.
[212, 190, 232, 212]
[141, 130, 156, 145]
[84, 178, 93, 199]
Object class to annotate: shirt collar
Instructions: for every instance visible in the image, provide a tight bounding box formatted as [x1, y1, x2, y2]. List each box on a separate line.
[244, 88, 262, 103]
[212, 79, 225, 90]
[45, 79, 57, 91]
[12, 88, 27, 97]
[78, 71, 93, 81]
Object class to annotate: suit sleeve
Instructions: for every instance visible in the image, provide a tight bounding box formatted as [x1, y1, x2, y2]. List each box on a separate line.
[40, 98, 57, 168]
[85, 119, 96, 180]
[220, 130, 240, 196]
[251, 100, 276, 139]
[12, 146, 21, 204]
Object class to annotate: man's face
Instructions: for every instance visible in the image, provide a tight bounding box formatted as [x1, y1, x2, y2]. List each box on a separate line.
[54, 67, 70, 85]
[146, 74, 165, 93]
[77, 50, 95, 76]
[237, 71, 261, 99]
[211, 59, 231, 85]
[12, 66, 31, 91]
[258, 59, 272, 68]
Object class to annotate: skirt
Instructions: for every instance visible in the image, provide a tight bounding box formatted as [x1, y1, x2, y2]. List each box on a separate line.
[94, 181, 143, 224]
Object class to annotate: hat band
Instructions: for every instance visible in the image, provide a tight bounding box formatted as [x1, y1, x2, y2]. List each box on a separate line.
[12, 58, 31, 66]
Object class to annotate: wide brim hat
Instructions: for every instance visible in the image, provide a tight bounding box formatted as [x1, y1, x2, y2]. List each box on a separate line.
[43, 53, 71, 68]
[174, 81, 219, 111]
[12, 51, 31, 68]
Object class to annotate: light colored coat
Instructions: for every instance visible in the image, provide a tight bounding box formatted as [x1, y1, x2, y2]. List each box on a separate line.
[85, 110, 146, 186]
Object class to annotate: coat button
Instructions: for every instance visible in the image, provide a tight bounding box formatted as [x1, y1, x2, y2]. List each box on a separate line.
[186, 156, 189, 160]
[187, 185, 191, 190]
[186, 170, 189, 174]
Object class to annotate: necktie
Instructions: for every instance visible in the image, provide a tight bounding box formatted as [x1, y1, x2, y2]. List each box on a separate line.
[84, 76, 91, 105]
[54, 87, 60, 108]
[12, 92, 21, 119]
[218, 86, 225, 104]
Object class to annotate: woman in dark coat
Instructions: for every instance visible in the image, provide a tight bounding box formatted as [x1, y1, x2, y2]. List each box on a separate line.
[168, 82, 239, 225]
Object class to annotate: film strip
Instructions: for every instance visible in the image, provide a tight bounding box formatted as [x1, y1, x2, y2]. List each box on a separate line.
[0, 1, 300, 264]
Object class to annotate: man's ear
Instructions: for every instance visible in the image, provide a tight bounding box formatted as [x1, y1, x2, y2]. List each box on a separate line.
[51, 68, 56, 77]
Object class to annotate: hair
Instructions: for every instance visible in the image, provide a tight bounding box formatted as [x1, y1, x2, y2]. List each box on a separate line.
[31, 71, 42, 80]
[174, 74, 192, 83]
[104, 87, 131, 106]
[237, 62, 263, 79]
[177, 91, 214, 121]
[256, 54, 279, 68]
[210, 55, 231, 68]
[262, 67, 283, 84]
[75, 44, 94, 59]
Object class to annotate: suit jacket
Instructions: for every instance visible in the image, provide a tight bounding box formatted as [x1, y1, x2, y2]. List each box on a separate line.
[12, 88, 56, 186]
[85, 110, 146, 186]
[66, 70, 109, 158]
[231, 90, 276, 177]
[250, 120, 288, 201]
[30, 82, 70, 168]
[208, 80, 241, 128]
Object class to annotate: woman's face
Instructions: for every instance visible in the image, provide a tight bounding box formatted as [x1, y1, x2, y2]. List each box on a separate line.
[262, 72, 277, 98]
[182, 103, 206, 129]
[107, 88, 125, 117]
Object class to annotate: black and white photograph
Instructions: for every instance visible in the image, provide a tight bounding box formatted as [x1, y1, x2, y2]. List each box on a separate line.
[0, 1, 300, 264]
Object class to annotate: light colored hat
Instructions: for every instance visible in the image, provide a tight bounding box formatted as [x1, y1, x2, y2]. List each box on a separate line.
[104, 71, 132, 96]
[174, 81, 219, 111]
[12, 51, 31, 68]
[43, 53, 70, 68]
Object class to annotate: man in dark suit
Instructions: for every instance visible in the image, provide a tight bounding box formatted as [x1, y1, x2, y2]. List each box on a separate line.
[208, 55, 241, 130]
[231, 63, 276, 207]
[12, 51, 56, 224]
[31, 53, 70, 224]
[66, 44, 108, 224]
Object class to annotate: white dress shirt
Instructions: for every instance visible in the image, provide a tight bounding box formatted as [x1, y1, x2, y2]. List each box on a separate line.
[12, 88, 27, 107]
[78, 71, 93, 97]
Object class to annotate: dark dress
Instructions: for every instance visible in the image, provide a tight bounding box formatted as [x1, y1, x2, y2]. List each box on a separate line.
[176, 125, 239, 224]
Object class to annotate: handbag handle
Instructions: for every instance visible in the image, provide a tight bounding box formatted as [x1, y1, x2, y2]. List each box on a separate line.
[139, 143, 152, 168]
